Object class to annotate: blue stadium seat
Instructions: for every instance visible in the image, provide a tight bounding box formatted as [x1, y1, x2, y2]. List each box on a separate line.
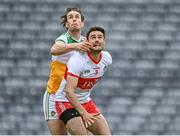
[1, 0, 180, 134]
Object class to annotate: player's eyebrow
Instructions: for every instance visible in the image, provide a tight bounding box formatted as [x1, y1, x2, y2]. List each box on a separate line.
[68, 12, 80, 17]
[90, 34, 96, 37]
[90, 34, 103, 37]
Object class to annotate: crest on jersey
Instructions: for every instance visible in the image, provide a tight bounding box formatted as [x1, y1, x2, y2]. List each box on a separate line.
[51, 111, 56, 117]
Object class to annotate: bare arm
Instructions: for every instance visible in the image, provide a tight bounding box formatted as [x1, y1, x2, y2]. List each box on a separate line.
[65, 75, 97, 127]
[50, 41, 92, 55]
[66, 75, 87, 115]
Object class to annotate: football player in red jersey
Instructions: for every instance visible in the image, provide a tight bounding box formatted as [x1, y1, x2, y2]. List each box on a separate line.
[55, 26, 112, 135]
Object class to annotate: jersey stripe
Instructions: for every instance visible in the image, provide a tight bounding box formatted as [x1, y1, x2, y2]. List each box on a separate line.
[77, 77, 100, 90]
[67, 72, 79, 78]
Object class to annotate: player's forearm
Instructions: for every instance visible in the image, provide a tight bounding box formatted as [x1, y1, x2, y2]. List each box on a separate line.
[50, 42, 77, 55]
[66, 89, 87, 115]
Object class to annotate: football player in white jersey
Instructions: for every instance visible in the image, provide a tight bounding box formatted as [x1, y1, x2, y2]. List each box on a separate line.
[55, 26, 112, 135]
[43, 7, 92, 135]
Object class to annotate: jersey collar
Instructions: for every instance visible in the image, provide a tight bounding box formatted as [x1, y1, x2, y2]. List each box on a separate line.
[66, 32, 83, 42]
[87, 51, 102, 64]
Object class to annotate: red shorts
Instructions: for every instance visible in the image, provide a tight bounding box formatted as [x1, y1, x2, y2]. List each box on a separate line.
[55, 100, 100, 118]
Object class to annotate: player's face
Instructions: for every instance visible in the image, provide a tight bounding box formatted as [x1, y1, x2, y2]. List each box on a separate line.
[88, 31, 105, 51]
[66, 11, 84, 32]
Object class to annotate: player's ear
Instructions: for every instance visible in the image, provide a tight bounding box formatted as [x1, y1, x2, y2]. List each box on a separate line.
[85, 38, 88, 42]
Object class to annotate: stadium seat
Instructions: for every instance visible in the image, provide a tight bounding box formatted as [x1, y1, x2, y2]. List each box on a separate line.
[1, 0, 180, 134]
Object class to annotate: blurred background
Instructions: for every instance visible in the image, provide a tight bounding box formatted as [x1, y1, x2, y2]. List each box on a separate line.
[1, 0, 180, 134]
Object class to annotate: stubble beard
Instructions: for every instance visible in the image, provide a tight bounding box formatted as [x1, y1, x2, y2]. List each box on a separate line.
[90, 47, 103, 52]
[70, 27, 81, 33]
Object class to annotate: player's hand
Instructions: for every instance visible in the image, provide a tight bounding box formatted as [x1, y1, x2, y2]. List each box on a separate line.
[74, 42, 93, 52]
[81, 112, 98, 128]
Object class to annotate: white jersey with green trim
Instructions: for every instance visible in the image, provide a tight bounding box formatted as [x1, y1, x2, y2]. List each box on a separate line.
[52, 32, 85, 64]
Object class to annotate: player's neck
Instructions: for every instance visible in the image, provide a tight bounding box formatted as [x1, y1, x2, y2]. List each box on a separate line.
[88, 50, 101, 61]
[68, 30, 81, 41]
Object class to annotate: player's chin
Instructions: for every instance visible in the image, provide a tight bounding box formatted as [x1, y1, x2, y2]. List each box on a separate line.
[91, 45, 99, 50]
[71, 27, 80, 32]
[91, 48, 103, 51]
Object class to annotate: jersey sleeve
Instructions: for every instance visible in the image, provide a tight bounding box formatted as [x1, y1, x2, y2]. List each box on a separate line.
[103, 51, 112, 72]
[104, 51, 112, 66]
[67, 53, 84, 77]
[55, 34, 67, 43]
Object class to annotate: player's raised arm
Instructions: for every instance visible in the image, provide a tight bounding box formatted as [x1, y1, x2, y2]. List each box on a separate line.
[50, 41, 93, 55]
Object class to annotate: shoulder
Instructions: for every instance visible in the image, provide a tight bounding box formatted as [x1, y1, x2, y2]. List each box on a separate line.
[67, 52, 85, 71]
[55, 32, 69, 43]
[101, 51, 112, 65]
[69, 51, 85, 64]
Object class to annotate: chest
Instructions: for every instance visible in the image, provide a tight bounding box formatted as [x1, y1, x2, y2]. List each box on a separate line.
[80, 62, 106, 78]
[75, 55, 108, 90]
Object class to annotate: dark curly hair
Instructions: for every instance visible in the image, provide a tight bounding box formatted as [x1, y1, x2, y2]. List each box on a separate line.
[86, 26, 105, 39]
[60, 7, 84, 28]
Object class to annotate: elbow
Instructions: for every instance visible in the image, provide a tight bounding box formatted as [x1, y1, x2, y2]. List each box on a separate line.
[65, 88, 74, 100]
[50, 46, 57, 55]
[65, 91, 72, 101]
[66, 90, 71, 97]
